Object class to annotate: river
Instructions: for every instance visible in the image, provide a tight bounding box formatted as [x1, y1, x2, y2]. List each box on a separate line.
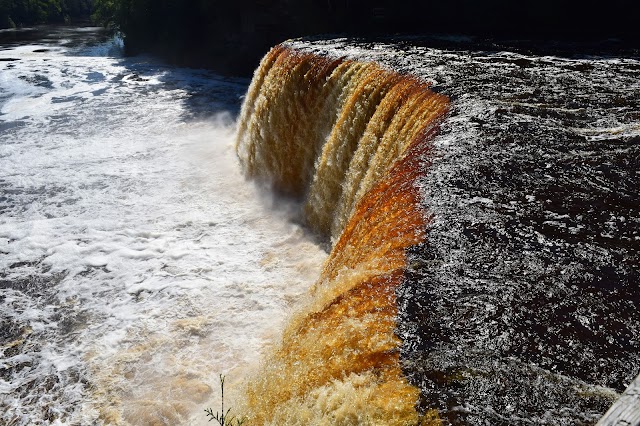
[2, 25, 639, 426]
[0, 26, 327, 425]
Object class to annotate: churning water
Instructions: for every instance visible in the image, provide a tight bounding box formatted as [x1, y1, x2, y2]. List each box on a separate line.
[2, 26, 639, 426]
[0, 27, 327, 425]
[232, 39, 639, 424]
[286, 37, 639, 424]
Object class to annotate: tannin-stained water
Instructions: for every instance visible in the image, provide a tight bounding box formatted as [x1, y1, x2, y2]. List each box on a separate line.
[0, 27, 327, 425]
[3, 27, 639, 426]
[280, 38, 640, 425]
[234, 39, 639, 425]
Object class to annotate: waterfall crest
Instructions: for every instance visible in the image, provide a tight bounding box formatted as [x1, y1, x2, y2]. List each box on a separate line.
[236, 44, 449, 425]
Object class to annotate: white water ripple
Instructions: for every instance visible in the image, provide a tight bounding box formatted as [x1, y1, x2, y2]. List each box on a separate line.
[0, 27, 327, 425]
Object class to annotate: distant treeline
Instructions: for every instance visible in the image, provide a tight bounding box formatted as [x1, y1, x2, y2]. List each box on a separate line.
[90, 0, 638, 75]
[0, 0, 92, 28]
[3, 0, 636, 75]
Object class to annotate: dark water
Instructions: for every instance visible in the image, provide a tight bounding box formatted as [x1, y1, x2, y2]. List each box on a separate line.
[290, 37, 640, 424]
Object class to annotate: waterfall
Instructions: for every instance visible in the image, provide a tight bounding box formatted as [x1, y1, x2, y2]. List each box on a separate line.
[236, 44, 449, 424]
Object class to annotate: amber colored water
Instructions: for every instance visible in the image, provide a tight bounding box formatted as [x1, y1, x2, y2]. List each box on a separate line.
[236, 45, 449, 425]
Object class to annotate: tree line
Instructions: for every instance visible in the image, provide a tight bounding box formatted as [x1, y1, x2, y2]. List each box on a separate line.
[0, 0, 92, 28]
[2, 0, 636, 75]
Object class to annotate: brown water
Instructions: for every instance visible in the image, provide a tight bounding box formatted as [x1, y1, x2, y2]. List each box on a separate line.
[236, 45, 449, 424]
[235, 38, 639, 425]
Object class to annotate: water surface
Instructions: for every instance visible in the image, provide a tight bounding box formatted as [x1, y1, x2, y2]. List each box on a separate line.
[0, 26, 327, 425]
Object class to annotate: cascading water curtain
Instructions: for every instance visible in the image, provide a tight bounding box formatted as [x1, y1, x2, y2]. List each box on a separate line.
[236, 45, 449, 425]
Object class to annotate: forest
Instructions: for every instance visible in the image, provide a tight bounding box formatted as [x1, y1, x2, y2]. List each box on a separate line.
[3, 0, 637, 75]
[0, 0, 92, 27]
[89, 0, 325, 73]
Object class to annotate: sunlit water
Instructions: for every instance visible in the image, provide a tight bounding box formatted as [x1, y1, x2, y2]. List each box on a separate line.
[0, 26, 327, 425]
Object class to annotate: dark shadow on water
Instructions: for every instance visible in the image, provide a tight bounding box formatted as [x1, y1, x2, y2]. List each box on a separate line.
[0, 25, 249, 122]
[298, 33, 640, 61]
[0, 25, 114, 50]
[114, 58, 249, 121]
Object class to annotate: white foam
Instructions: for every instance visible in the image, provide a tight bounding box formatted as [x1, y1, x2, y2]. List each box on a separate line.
[0, 30, 326, 425]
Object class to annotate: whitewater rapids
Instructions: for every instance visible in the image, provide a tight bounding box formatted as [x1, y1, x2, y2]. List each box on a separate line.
[0, 26, 327, 425]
